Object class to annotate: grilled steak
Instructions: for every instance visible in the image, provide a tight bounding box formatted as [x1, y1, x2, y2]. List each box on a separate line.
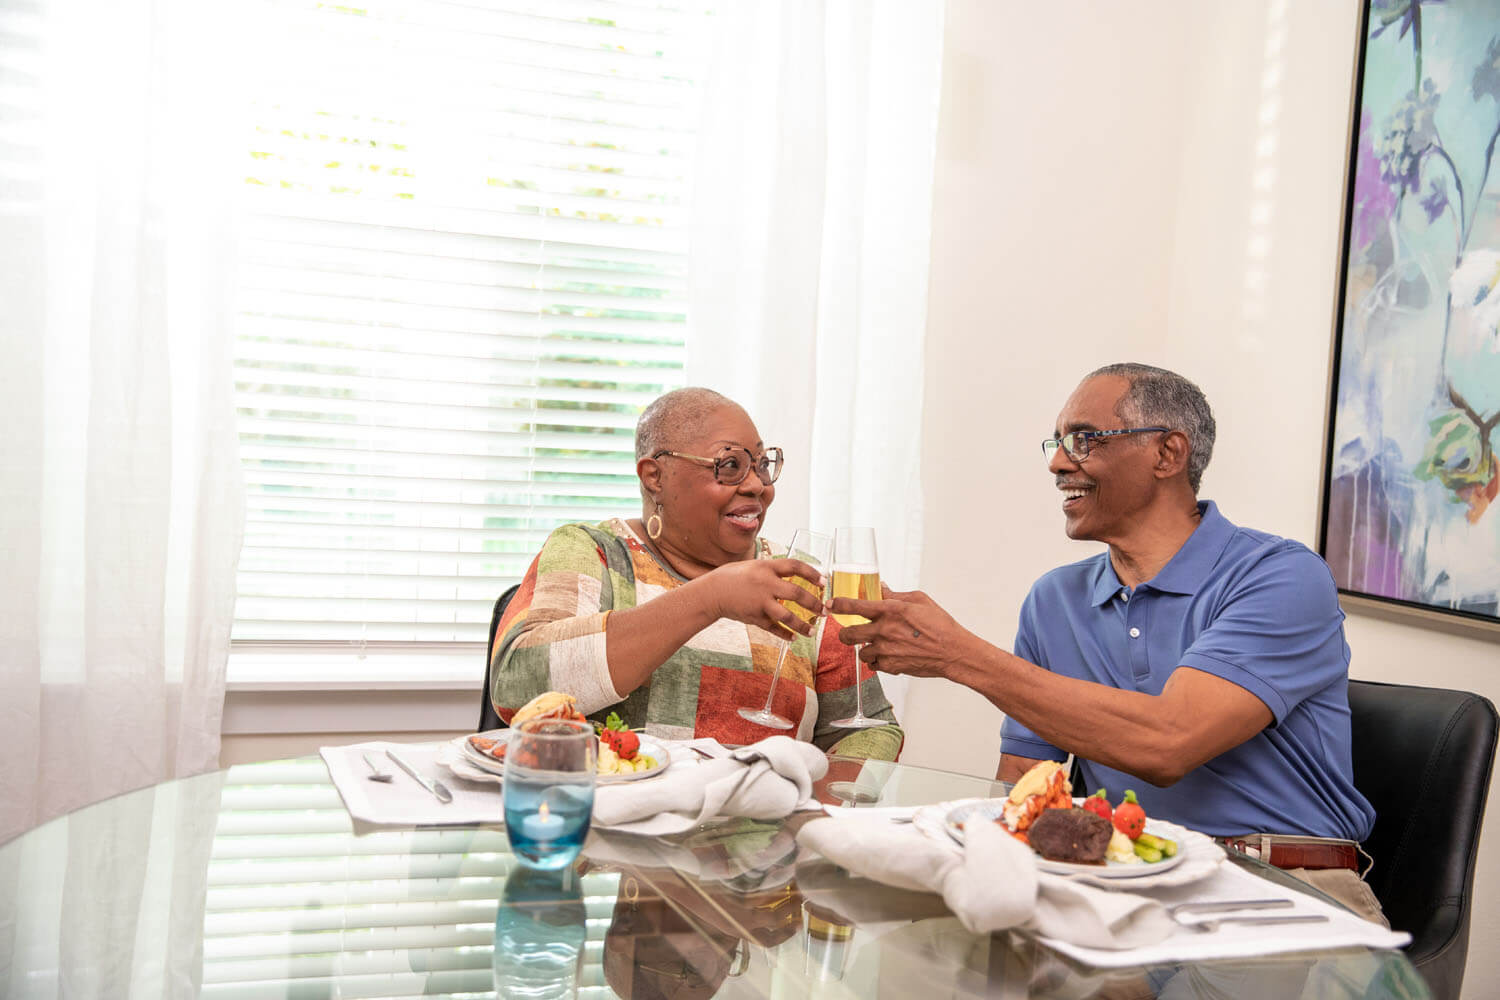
[1027, 808, 1112, 864]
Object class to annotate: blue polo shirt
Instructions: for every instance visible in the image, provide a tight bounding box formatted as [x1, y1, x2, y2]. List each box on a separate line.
[1000, 501, 1375, 840]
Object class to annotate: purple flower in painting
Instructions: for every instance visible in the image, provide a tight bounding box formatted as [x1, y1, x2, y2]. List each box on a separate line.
[1352, 113, 1397, 250]
[1420, 175, 1449, 223]
[1473, 36, 1500, 104]
[1375, 80, 1439, 194]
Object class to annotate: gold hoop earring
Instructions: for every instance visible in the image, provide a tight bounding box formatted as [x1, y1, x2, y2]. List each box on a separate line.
[646, 502, 664, 540]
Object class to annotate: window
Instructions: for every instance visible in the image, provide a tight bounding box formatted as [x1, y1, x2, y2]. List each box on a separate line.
[232, 1, 708, 651]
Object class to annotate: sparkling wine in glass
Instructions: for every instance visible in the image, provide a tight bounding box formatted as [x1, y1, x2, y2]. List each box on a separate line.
[738, 528, 833, 730]
[830, 526, 887, 729]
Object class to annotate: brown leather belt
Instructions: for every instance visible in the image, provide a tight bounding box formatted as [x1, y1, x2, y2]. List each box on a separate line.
[1217, 835, 1362, 872]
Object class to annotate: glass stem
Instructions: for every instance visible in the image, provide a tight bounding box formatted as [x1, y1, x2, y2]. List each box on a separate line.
[760, 639, 790, 714]
[854, 643, 865, 718]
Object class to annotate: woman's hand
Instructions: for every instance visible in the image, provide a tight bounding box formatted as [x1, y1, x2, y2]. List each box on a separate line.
[695, 558, 825, 638]
[828, 584, 979, 677]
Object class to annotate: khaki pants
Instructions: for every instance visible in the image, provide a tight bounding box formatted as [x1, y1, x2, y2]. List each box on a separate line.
[1284, 867, 1389, 927]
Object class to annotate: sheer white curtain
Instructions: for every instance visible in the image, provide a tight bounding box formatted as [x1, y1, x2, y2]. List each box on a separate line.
[0, 0, 245, 845]
[686, 0, 945, 714]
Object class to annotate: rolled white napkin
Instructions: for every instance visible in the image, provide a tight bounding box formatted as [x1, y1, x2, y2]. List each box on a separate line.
[798, 813, 1175, 949]
[592, 736, 827, 836]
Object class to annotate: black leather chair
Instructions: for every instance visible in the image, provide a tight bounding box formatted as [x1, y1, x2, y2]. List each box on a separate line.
[478, 583, 521, 732]
[1348, 679, 1498, 1000]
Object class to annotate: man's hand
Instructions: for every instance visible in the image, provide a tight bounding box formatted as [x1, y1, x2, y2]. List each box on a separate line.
[828, 584, 980, 679]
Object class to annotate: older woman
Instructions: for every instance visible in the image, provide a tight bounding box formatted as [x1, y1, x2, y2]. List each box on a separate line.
[490, 387, 901, 760]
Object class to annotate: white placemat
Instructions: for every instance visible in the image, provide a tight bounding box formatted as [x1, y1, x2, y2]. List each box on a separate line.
[1040, 860, 1411, 968]
[320, 741, 506, 827]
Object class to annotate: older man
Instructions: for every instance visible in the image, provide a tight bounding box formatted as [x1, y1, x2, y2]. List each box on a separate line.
[831, 363, 1380, 918]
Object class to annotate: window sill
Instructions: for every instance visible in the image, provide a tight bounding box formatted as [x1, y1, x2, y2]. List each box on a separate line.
[223, 645, 487, 736]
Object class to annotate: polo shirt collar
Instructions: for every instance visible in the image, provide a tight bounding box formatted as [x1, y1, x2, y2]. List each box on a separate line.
[1089, 559, 1125, 607]
[1087, 500, 1233, 604]
[1144, 500, 1233, 595]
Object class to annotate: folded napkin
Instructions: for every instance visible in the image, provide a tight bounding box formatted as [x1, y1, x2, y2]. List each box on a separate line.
[320, 741, 505, 827]
[592, 736, 827, 836]
[798, 812, 1175, 949]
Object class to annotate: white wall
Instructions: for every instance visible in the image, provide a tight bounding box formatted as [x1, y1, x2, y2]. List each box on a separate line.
[908, 1, 1499, 996]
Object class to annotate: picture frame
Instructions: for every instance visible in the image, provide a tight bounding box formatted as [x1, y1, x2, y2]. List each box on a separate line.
[1318, 0, 1500, 637]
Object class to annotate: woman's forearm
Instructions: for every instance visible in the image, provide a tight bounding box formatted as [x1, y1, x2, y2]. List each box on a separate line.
[602, 579, 720, 695]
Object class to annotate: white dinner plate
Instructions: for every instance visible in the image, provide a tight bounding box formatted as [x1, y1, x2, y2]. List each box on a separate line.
[943, 798, 1185, 878]
[451, 729, 674, 785]
[912, 797, 1223, 890]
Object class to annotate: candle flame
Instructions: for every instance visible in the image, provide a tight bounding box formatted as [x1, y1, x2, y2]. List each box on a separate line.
[538, 801, 550, 819]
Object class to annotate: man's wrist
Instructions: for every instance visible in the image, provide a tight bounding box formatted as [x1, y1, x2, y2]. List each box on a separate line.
[948, 634, 1005, 694]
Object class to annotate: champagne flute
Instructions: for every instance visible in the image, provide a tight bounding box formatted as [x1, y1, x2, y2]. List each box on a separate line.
[830, 526, 887, 729]
[738, 528, 833, 730]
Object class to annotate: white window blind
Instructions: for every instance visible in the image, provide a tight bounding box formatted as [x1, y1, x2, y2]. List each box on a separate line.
[233, 0, 706, 645]
[0, 2, 42, 219]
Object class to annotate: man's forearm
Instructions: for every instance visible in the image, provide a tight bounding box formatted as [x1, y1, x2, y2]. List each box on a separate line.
[954, 641, 1223, 787]
[828, 588, 1271, 785]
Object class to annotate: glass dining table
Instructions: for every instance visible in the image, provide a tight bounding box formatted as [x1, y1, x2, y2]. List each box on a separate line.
[0, 752, 1427, 999]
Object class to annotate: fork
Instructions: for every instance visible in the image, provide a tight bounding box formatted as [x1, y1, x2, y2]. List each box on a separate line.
[362, 752, 393, 782]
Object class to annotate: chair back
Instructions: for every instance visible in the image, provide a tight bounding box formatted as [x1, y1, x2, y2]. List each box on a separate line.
[1348, 679, 1498, 1000]
[479, 584, 521, 732]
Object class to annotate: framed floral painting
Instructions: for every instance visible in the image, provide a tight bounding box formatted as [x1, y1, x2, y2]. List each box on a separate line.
[1320, 0, 1500, 631]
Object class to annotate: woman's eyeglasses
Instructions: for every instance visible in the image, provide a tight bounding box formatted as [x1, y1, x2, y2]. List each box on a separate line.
[652, 446, 784, 486]
[1042, 427, 1168, 463]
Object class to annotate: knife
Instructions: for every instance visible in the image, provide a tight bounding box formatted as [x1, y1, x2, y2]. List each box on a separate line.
[385, 749, 454, 804]
[1167, 899, 1293, 916]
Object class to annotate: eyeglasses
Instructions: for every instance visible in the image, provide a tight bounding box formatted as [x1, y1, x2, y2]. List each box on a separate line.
[1042, 427, 1169, 463]
[652, 446, 784, 486]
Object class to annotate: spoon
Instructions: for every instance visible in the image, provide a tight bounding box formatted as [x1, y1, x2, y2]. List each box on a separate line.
[363, 752, 393, 782]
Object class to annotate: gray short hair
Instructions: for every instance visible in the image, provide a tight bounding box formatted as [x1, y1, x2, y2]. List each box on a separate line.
[634, 387, 736, 461]
[1087, 363, 1216, 493]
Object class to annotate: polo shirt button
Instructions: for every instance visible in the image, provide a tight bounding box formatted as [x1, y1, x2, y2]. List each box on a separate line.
[1129, 627, 1141, 638]
[1121, 591, 1129, 602]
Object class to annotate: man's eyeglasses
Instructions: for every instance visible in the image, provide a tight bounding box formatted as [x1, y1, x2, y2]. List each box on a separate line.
[652, 446, 784, 486]
[1042, 427, 1169, 463]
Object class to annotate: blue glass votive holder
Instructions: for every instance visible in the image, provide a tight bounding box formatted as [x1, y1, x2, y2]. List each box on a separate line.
[503, 718, 596, 870]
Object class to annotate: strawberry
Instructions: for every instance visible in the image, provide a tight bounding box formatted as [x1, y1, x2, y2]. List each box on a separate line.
[1113, 789, 1146, 840]
[1082, 788, 1113, 821]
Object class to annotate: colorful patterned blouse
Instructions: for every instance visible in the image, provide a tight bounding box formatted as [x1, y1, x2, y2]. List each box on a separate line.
[490, 518, 903, 760]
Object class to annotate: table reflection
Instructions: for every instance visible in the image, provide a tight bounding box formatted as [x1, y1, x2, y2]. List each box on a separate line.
[586, 818, 806, 998]
[494, 866, 587, 999]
